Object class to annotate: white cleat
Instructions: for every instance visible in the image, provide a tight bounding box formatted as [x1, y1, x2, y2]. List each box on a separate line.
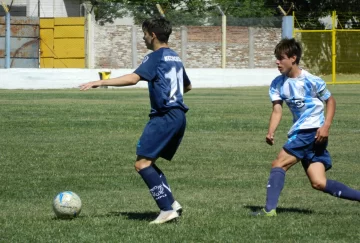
[149, 210, 179, 225]
[172, 201, 183, 216]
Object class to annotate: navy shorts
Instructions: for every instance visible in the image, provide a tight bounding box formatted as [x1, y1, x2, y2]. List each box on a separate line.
[283, 129, 332, 171]
[136, 108, 186, 161]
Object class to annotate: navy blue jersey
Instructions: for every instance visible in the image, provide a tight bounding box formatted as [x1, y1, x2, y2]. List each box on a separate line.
[134, 48, 191, 116]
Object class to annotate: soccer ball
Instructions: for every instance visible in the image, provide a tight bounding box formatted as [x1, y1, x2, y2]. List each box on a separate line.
[53, 191, 82, 219]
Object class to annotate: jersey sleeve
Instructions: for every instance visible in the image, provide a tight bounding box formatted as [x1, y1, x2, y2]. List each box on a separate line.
[183, 68, 191, 87]
[133, 54, 159, 81]
[315, 78, 331, 101]
[269, 77, 282, 102]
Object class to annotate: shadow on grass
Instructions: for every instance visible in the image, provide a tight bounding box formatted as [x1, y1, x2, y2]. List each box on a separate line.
[106, 211, 158, 221]
[52, 217, 77, 221]
[244, 205, 314, 215]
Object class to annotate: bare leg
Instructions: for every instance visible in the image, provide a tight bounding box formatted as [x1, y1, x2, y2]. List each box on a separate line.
[306, 162, 360, 201]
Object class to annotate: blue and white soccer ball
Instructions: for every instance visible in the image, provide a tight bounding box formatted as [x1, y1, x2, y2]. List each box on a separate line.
[53, 191, 82, 219]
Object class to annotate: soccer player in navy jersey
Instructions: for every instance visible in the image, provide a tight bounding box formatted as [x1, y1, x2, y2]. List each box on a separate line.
[253, 38, 360, 216]
[80, 18, 192, 224]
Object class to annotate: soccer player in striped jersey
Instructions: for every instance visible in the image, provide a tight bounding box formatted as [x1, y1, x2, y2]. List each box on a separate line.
[80, 18, 192, 224]
[253, 38, 360, 216]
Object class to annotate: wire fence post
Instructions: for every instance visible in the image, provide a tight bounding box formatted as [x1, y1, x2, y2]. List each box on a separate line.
[282, 16, 293, 39]
[248, 27, 255, 68]
[217, 6, 226, 68]
[5, 11, 10, 68]
[181, 26, 187, 67]
[85, 11, 93, 68]
[331, 10, 336, 84]
[131, 25, 137, 68]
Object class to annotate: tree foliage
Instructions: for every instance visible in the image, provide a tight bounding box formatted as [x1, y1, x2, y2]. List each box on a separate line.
[91, 0, 209, 25]
[92, 1, 128, 26]
[90, 0, 278, 26]
[91, 0, 360, 26]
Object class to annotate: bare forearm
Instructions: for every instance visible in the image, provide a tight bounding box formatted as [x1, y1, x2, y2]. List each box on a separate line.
[80, 73, 141, 91]
[265, 103, 282, 145]
[100, 73, 140, 87]
[268, 111, 282, 134]
[268, 101, 283, 133]
[323, 96, 336, 128]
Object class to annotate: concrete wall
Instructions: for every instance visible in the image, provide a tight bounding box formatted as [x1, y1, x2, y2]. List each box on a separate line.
[92, 25, 282, 69]
[0, 68, 279, 89]
[94, 25, 134, 69]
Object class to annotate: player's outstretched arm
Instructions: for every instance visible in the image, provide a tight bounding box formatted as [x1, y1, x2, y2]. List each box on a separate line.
[315, 96, 336, 143]
[80, 73, 141, 91]
[266, 100, 283, 145]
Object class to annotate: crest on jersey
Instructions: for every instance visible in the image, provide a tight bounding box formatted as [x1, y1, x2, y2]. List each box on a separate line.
[142, 56, 149, 64]
[294, 99, 305, 108]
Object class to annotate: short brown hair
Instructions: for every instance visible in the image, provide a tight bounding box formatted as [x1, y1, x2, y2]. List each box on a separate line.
[274, 38, 302, 64]
[142, 18, 172, 43]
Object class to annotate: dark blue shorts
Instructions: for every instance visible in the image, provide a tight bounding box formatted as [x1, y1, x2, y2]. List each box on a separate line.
[136, 109, 186, 161]
[283, 129, 332, 171]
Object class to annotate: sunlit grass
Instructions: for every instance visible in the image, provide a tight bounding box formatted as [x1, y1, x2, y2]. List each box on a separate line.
[1, 86, 360, 242]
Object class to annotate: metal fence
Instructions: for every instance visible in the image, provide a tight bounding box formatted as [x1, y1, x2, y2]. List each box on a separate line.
[294, 11, 360, 84]
[0, 16, 39, 68]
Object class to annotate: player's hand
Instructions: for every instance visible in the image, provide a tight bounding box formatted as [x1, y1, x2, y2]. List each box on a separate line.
[315, 126, 329, 144]
[266, 133, 275, 146]
[79, 81, 101, 91]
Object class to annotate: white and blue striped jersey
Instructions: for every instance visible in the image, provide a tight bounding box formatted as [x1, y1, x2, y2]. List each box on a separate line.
[269, 69, 331, 137]
[134, 47, 191, 117]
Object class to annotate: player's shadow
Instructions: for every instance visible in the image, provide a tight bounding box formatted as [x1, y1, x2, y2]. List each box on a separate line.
[107, 211, 158, 221]
[244, 205, 314, 215]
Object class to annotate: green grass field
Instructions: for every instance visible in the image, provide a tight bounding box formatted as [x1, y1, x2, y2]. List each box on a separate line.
[1, 85, 360, 242]
[321, 74, 360, 84]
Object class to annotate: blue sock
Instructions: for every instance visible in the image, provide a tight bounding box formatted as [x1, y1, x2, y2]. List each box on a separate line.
[265, 167, 286, 212]
[138, 166, 172, 211]
[324, 179, 360, 201]
[152, 164, 175, 204]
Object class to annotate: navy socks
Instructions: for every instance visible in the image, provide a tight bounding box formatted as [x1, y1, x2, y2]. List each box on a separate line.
[263, 168, 360, 212]
[324, 179, 360, 201]
[152, 164, 175, 204]
[138, 166, 172, 211]
[265, 167, 286, 212]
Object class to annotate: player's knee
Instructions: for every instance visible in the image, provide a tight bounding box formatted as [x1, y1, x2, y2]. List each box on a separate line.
[134, 162, 144, 172]
[271, 159, 279, 167]
[311, 180, 326, 191]
[134, 160, 151, 172]
[271, 159, 286, 169]
[134, 164, 140, 172]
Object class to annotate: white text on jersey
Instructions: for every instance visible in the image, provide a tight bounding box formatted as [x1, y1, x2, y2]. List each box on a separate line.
[164, 56, 182, 62]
